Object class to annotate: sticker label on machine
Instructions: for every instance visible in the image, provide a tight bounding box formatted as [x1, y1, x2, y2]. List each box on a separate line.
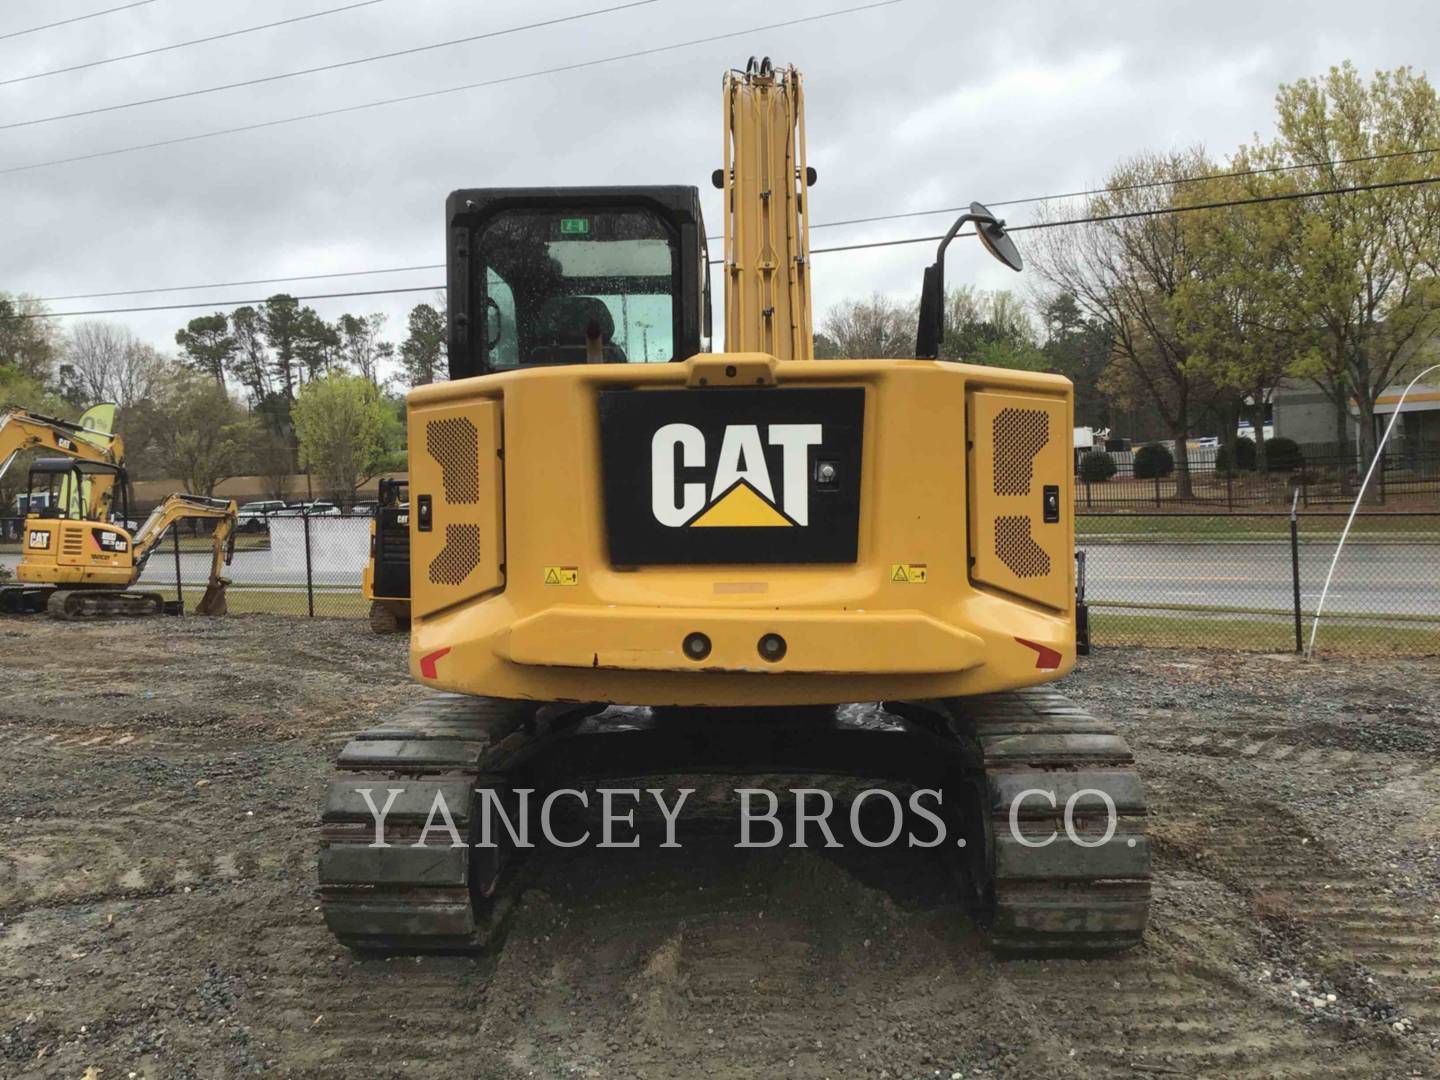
[598, 387, 864, 564]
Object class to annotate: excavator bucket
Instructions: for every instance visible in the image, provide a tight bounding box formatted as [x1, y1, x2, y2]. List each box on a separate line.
[194, 576, 230, 616]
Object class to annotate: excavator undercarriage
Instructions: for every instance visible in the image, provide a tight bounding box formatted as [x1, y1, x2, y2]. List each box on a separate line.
[319, 691, 1148, 955]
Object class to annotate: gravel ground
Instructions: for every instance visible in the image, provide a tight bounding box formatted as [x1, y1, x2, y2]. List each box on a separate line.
[0, 615, 1437, 1078]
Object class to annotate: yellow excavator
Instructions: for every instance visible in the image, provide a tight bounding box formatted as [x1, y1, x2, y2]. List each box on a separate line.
[320, 60, 1150, 955]
[1, 412, 237, 617]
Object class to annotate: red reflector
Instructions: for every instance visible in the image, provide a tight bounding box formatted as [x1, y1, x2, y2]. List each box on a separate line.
[419, 647, 451, 679]
[1015, 637, 1062, 670]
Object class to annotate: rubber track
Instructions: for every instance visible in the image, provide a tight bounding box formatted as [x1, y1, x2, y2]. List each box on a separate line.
[48, 589, 165, 619]
[318, 688, 1151, 956]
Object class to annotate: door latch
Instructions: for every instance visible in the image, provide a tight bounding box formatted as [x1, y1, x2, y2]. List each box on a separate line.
[1042, 484, 1060, 524]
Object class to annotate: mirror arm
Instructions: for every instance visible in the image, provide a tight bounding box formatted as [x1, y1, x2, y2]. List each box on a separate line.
[914, 209, 1009, 360]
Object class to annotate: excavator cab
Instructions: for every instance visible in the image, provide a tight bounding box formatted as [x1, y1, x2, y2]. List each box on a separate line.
[446, 187, 709, 376]
[18, 459, 138, 594]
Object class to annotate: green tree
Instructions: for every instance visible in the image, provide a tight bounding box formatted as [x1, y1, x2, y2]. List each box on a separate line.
[0, 294, 60, 383]
[147, 370, 259, 496]
[399, 303, 447, 385]
[812, 331, 842, 359]
[294, 308, 341, 383]
[293, 373, 387, 505]
[1041, 292, 1114, 430]
[0, 362, 68, 514]
[1261, 63, 1440, 465]
[938, 287, 1046, 370]
[174, 313, 236, 387]
[229, 305, 273, 401]
[1174, 156, 1304, 472]
[260, 294, 304, 399]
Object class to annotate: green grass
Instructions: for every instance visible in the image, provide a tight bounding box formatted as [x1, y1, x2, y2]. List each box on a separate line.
[1077, 513, 1440, 543]
[209, 586, 367, 618]
[0, 532, 272, 555]
[179, 532, 271, 553]
[1091, 608, 1440, 656]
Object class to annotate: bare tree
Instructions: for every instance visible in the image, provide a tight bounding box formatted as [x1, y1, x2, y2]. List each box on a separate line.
[818, 294, 916, 359]
[1030, 150, 1221, 498]
[338, 312, 395, 385]
[61, 321, 165, 409]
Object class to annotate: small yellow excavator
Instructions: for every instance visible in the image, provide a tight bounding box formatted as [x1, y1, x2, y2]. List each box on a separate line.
[5, 455, 237, 618]
[320, 60, 1150, 956]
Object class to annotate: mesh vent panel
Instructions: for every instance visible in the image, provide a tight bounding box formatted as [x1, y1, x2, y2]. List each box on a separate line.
[426, 417, 479, 504]
[428, 523, 481, 585]
[992, 408, 1049, 495]
[995, 515, 1051, 578]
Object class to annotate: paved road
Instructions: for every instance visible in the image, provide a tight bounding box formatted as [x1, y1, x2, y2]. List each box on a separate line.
[1079, 540, 1440, 617]
[0, 547, 363, 589]
[4, 541, 1437, 618]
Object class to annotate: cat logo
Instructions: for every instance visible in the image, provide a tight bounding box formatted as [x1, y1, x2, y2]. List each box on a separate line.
[599, 386, 864, 565]
[650, 422, 821, 528]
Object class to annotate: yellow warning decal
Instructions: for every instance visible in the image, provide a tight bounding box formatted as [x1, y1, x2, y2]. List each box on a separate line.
[543, 566, 579, 586]
[689, 481, 792, 528]
[889, 563, 928, 584]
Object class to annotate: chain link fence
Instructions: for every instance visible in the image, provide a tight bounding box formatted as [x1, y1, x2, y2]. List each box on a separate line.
[180, 511, 372, 617]
[0, 510, 372, 618]
[4, 508, 1436, 657]
[1077, 448, 1440, 510]
[1079, 511, 1440, 655]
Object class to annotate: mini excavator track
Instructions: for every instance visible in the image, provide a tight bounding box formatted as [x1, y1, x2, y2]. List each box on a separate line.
[47, 589, 167, 619]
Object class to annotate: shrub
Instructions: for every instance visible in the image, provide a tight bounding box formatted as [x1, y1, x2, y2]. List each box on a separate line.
[1133, 442, 1175, 479]
[1216, 436, 1257, 476]
[1265, 436, 1305, 472]
[1079, 450, 1117, 483]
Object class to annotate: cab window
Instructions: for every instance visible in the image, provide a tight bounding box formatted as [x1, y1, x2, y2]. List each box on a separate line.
[477, 207, 678, 370]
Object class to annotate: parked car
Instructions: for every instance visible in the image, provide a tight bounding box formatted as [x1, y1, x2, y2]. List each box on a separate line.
[269, 501, 340, 518]
[350, 501, 379, 517]
[236, 500, 287, 531]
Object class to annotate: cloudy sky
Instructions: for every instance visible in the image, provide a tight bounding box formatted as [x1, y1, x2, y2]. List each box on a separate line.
[1, 0, 1435, 382]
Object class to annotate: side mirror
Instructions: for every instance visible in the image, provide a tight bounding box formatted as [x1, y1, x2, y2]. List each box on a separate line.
[914, 201, 1023, 359]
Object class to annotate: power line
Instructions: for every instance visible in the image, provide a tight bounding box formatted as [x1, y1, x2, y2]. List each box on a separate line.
[807, 173, 1440, 255]
[0, 0, 906, 176]
[11, 173, 1439, 321]
[0, 0, 661, 131]
[8, 285, 440, 320]
[0, 0, 154, 43]
[0, 1, 388, 88]
[37, 264, 445, 303]
[31, 146, 1440, 303]
[710, 144, 1440, 240]
[1008, 173, 1440, 231]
